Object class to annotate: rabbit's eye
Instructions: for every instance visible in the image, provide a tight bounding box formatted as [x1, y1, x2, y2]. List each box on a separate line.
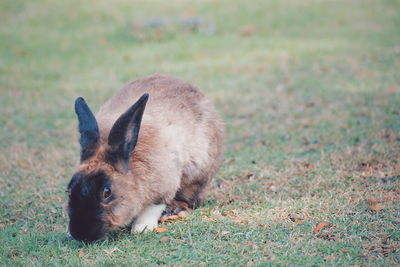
[103, 187, 112, 199]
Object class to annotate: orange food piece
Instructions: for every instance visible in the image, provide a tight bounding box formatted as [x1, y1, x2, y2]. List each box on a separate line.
[313, 222, 330, 232]
[159, 215, 178, 223]
[154, 227, 167, 233]
[159, 211, 187, 223]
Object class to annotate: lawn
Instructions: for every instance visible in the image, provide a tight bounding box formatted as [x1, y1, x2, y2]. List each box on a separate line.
[1, 0, 399, 265]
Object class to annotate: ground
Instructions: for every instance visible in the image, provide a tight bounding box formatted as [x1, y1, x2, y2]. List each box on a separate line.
[1, 0, 399, 265]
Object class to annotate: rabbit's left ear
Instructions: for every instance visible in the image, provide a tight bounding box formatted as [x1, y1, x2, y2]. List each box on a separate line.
[107, 93, 149, 169]
[75, 97, 100, 162]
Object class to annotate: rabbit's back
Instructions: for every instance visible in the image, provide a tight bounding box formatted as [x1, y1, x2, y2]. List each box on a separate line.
[96, 74, 224, 183]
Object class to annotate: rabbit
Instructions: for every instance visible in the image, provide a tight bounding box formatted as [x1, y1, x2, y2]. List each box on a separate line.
[66, 74, 224, 242]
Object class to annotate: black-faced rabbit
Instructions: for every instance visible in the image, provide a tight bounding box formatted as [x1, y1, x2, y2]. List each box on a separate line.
[66, 74, 224, 242]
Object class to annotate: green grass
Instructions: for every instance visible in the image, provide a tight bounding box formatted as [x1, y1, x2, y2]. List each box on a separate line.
[1, 0, 400, 265]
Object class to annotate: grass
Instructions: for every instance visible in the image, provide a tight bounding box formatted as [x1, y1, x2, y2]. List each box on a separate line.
[1, 0, 399, 265]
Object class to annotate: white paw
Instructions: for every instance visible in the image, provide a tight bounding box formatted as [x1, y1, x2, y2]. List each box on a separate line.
[131, 203, 166, 233]
[132, 221, 158, 233]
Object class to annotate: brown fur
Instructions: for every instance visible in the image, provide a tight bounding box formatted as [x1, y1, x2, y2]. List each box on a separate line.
[73, 74, 224, 231]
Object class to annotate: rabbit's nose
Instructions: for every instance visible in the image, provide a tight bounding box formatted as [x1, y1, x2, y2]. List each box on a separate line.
[70, 229, 99, 243]
[69, 220, 106, 243]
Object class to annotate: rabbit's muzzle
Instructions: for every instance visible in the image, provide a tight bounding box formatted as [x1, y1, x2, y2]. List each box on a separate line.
[68, 211, 107, 242]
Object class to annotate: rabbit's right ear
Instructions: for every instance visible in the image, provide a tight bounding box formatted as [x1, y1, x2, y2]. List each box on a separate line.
[75, 97, 100, 162]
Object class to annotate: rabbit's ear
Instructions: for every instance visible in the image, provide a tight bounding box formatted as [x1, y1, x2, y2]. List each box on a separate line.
[75, 97, 100, 162]
[107, 93, 149, 168]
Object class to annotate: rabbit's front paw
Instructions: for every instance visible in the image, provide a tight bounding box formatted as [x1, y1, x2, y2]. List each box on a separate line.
[132, 203, 166, 233]
[132, 222, 158, 233]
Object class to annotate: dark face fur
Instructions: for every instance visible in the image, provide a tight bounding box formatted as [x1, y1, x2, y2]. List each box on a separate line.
[67, 171, 113, 242]
[68, 94, 148, 242]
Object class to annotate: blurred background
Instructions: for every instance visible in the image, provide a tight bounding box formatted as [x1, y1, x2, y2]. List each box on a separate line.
[1, 0, 399, 265]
